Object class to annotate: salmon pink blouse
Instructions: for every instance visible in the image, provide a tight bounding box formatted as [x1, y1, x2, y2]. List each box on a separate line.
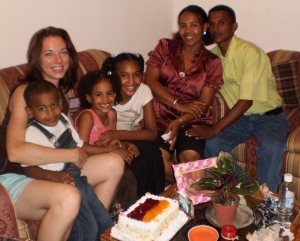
[146, 38, 223, 131]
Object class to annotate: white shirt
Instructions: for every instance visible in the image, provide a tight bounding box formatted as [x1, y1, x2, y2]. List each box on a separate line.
[23, 113, 83, 171]
[113, 83, 153, 130]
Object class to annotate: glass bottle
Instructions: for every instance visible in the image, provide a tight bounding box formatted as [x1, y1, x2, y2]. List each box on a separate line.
[277, 173, 295, 227]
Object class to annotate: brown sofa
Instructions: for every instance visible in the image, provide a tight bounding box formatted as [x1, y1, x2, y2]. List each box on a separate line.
[0, 49, 137, 240]
[212, 49, 300, 200]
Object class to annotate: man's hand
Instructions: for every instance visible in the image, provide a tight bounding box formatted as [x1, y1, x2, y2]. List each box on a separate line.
[46, 171, 75, 185]
[185, 124, 217, 140]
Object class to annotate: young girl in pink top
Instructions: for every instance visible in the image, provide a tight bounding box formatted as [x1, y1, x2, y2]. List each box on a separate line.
[74, 70, 139, 165]
[98, 53, 165, 198]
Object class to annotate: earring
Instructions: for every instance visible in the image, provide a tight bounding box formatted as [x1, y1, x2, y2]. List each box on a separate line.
[203, 31, 206, 35]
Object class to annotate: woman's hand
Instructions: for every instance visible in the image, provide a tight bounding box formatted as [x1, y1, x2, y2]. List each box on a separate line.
[176, 101, 206, 118]
[164, 119, 182, 150]
[73, 147, 88, 169]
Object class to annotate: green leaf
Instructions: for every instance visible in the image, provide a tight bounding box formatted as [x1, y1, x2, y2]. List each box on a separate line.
[240, 180, 259, 194]
[191, 178, 219, 190]
[207, 168, 224, 178]
[236, 171, 250, 181]
[218, 151, 234, 173]
[229, 186, 252, 195]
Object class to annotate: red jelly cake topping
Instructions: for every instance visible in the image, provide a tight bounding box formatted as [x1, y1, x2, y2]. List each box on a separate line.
[127, 198, 170, 222]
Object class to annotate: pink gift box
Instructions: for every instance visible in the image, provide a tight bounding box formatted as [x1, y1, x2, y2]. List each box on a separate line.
[172, 157, 218, 205]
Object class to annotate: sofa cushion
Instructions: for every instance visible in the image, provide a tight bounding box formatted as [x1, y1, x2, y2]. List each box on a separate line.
[272, 58, 300, 108]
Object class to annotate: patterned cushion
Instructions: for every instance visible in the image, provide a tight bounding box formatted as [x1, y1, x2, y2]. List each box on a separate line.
[0, 183, 38, 240]
[272, 58, 300, 108]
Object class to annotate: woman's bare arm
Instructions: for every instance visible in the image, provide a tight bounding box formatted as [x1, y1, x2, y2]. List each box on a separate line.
[179, 85, 218, 124]
[145, 65, 204, 117]
[6, 84, 86, 167]
[144, 66, 176, 107]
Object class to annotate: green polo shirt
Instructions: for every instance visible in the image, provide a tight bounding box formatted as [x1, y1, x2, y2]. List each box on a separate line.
[211, 35, 282, 115]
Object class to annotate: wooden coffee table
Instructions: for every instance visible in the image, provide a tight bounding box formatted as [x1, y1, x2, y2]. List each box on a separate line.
[100, 184, 300, 241]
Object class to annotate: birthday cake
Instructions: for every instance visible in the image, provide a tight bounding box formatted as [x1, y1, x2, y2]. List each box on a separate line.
[111, 193, 188, 241]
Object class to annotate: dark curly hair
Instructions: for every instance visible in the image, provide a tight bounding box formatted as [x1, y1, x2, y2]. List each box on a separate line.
[172, 5, 213, 46]
[208, 5, 236, 23]
[23, 26, 78, 93]
[101, 53, 145, 103]
[77, 70, 122, 110]
[24, 80, 58, 108]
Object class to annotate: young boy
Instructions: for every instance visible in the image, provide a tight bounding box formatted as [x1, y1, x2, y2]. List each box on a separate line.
[22, 80, 121, 241]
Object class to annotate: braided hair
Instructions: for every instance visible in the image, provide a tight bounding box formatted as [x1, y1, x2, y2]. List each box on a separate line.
[102, 53, 145, 103]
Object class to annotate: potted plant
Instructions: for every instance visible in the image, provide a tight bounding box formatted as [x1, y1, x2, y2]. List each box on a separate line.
[191, 151, 259, 224]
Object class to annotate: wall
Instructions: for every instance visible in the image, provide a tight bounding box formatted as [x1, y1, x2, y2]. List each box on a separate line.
[0, 1, 299, 69]
[173, 0, 300, 53]
[0, 0, 173, 69]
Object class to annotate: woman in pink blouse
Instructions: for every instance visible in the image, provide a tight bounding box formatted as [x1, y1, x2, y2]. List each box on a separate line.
[145, 5, 223, 184]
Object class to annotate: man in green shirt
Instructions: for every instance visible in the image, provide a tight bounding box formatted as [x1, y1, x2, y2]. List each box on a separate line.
[186, 5, 290, 192]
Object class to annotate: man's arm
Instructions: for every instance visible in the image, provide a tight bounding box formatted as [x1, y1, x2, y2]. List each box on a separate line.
[214, 99, 253, 134]
[186, 99, 253, 140]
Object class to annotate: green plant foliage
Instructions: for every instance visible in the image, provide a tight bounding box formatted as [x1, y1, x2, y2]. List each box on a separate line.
[191, 151, 259, 205]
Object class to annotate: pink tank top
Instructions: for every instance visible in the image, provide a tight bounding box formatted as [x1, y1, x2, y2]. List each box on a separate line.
[74, 109, 113, 145]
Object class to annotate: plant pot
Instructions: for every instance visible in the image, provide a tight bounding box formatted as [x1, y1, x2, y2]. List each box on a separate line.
[212, 195, 240, 225]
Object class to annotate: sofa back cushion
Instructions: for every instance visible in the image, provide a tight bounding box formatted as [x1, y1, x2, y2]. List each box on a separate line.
[272, 58, 300, 108]
[267, 50, 300, 109]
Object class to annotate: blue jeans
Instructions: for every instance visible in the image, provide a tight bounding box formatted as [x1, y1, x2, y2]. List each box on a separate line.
[205, 112, 290, 193]
[64, 164, 112, 241]
[30, 116, 112, 241]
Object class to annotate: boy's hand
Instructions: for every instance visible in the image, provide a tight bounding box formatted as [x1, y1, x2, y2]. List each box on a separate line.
[125, 142, 140, 157]
[46, 171, 75, 185]
[113, 148, 134, 165]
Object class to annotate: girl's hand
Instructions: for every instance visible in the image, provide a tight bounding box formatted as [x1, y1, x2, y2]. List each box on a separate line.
[106, 140, 122, 151]
[94, 130, 117, 146]
[126, 142, 140, 157]
[46, 171, 75, 185]
[176, 101, 206, 118]
[164, 119, 181, 150]
[113, 148, 134, 165]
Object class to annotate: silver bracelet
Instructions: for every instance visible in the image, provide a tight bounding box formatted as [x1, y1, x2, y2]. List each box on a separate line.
[172, 98, 179, 108]
[179, 118, 185, 127]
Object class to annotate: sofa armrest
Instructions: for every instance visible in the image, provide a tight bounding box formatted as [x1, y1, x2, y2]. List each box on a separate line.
[211, 90, 229, 124]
